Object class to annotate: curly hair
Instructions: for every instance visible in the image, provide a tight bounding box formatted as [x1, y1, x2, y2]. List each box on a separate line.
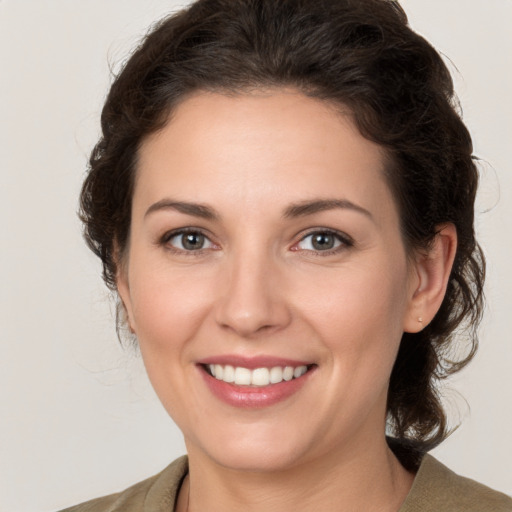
[80, 0, 484, 460]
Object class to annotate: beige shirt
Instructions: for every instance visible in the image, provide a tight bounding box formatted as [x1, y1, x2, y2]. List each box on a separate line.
[60, 455, 512, 511]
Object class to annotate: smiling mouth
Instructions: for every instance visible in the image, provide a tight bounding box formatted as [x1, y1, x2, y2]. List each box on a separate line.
[204, 364, 314, 386]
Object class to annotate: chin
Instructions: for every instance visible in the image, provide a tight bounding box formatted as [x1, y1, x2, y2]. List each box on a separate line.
[186, 425, 315, 473]
[209, 447, 306, 473]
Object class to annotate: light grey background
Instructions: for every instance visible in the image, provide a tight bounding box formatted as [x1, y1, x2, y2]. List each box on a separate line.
[1, 1, 511, 510]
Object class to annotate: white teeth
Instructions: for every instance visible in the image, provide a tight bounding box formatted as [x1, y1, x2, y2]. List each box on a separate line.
[223, 365, 235, 383]
[251, 368, 270, 386]
[207, 364, 310, 386]
[293, 365, 307, 378]
[214, 364, 224, 380]
[234, 367, 252, 385]
[269, 366, 283, 384]
[283, 366, 294, 381]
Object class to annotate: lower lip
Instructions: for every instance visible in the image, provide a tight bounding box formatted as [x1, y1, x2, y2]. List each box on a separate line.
[199, 366, 314, 408]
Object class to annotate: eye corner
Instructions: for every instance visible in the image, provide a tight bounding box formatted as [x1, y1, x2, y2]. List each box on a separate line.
[158, 227, 219, 254]
[293, 228, 354, 255]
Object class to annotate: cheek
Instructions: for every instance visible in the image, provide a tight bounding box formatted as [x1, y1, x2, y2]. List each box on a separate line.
[128, 263, 215, 355]
[294, 259, 409, 360]
[126, 266, 217, 421]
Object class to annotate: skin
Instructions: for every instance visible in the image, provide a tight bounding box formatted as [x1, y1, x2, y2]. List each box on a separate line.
[118, 90, 456, 511]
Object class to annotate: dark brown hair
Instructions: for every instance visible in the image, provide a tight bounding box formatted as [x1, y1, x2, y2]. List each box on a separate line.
[80, 0, 484, 460]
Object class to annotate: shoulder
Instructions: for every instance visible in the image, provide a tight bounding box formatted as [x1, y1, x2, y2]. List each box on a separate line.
[58, 456, 188, 512]
[400, 454, 512, 512]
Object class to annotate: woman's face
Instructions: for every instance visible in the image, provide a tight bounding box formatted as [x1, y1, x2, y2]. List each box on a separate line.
[118, 90, 421, 472]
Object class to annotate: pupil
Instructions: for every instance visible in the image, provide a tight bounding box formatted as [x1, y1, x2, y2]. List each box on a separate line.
[183, 233, 204, 250]
[312, 233, 334, 250]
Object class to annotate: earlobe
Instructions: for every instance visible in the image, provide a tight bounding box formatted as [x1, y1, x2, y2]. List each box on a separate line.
[404, 224, 457, 333]
[116, 260, 137, 334]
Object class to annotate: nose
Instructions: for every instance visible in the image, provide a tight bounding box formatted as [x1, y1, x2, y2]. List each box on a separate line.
[214, 249, 292, 338]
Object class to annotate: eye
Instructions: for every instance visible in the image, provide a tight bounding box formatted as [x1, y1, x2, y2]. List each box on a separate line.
[295, 230, 352, 253]
[164, 230, 215, 251]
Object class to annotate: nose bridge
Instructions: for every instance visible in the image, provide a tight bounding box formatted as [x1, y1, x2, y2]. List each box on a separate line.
[214, 240, 291, 337]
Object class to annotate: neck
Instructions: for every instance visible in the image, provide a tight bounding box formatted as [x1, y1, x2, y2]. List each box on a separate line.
[179, 436, 414, 512]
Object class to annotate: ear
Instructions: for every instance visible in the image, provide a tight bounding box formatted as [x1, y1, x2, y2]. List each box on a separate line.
[403, 223, 457, 333]
[115, 252, 137, 334]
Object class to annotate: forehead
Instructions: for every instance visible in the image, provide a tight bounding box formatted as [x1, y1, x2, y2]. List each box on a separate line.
[135, 90, 397, 223]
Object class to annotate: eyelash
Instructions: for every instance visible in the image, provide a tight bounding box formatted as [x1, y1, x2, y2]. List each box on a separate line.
[293, 229, 354, 255]
[158, 228, 354, 256]
[159, 228, 217, 256]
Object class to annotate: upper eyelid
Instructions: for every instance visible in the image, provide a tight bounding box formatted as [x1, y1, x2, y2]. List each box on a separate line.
[161, 227, 213, 241]
[159, 228, 217, 254]
[158, 226, 353, 249]
[157, 228, 213, 250]
[289, 229, 354, 255]
[297, 228, 353, 244]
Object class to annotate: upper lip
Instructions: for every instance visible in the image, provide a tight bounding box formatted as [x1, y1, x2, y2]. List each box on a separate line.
[197, 355, 314, 369]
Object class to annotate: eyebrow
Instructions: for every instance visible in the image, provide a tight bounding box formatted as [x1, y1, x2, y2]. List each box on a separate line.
[144, 197, 372, 221]
[283, 199, 373, 219]
[145, 200, 219, 220]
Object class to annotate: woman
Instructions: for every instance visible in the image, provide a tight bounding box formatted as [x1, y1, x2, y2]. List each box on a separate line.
[62, 0, 511, 510]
